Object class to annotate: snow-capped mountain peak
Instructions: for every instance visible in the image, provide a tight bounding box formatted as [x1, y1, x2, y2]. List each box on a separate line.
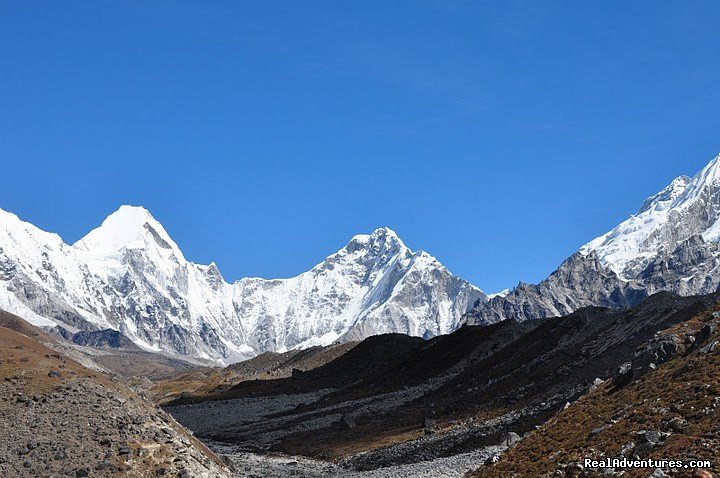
[345, 227, 406, 254]
[678, 152, 720, 204]
[581, 153, 720, 277]
[74, 205, 183, 259]
[0, 208, 483, 364]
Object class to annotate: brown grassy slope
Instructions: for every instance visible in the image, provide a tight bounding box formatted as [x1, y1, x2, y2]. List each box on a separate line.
[0, 309, 198, 386]
[0, 308, 58, 343]
[472, 308, 720, 478]
[0, 312, 232, 478]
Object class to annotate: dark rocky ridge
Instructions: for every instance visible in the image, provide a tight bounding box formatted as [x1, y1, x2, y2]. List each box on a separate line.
[464, 251, 648, 325]
[473, 299, 720, 478]
[70, 328, 141, 349]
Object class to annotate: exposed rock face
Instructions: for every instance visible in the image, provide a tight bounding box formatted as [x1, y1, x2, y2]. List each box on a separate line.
[70, 329, 140, 349]
[0, 206, 484, 364]
[465, 251, 647, 325]
[467, 154, 720, 326]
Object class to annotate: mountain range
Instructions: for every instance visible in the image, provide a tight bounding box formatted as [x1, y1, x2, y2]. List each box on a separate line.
[3, 153, 720, 364]
[0, 206, 483, 363]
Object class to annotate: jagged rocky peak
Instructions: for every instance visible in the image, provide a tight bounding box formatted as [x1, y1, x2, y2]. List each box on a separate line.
[467, 152, 720, 327]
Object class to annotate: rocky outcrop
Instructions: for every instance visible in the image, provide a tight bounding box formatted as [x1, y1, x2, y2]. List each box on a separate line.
[71, 329, 140, 349]
[465, 251, 647, 325]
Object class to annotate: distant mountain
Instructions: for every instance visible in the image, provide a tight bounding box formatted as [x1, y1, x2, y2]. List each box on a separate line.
[466, 153, 720, 325]
[0, 206, 484, 364]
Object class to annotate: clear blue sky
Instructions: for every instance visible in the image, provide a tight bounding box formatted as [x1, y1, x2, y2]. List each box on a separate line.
[2, 1, 720, 293]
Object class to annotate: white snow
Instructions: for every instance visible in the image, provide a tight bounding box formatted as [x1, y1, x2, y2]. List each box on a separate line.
[581, 153, 720, 277]
[0, 206, 484, 364]
[487, 289, 511, 299]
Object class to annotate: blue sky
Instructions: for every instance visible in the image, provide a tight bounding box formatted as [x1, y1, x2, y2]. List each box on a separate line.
[2, 1, 720, 292]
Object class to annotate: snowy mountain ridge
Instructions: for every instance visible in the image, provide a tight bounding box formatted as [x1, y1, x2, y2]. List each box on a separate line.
[465, 152, 720, 326]
[0, 206, 485, 364]
[580, 153, 720, 278]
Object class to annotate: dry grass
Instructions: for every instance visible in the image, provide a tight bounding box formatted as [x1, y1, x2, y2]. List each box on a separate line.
[472, 309, 720, 478]
[0, 324, 111, 395]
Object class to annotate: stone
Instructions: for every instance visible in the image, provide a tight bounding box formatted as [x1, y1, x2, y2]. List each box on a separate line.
[694, 324, 716, 347]
[340, 414, 356, 430]
[640, 430, 661, 444]
[613, 362, 634, 389]
[668, 417, 687, 432]
[620, 442, 635, 457]
[700, 340, 718, 354]
[503, 431, 521, 447]
[634, 442, 655, 456]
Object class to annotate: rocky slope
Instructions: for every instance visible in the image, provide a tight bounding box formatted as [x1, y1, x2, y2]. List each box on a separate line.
[472, 301, 720, 478]
[0, 311, 232, 478]
[467, 153, 720, 326]
[0, 205, 484, 363]
[163, 292, 719, 477]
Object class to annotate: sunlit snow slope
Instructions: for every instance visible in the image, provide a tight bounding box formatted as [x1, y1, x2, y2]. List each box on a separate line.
[0, 206, 485, 364]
